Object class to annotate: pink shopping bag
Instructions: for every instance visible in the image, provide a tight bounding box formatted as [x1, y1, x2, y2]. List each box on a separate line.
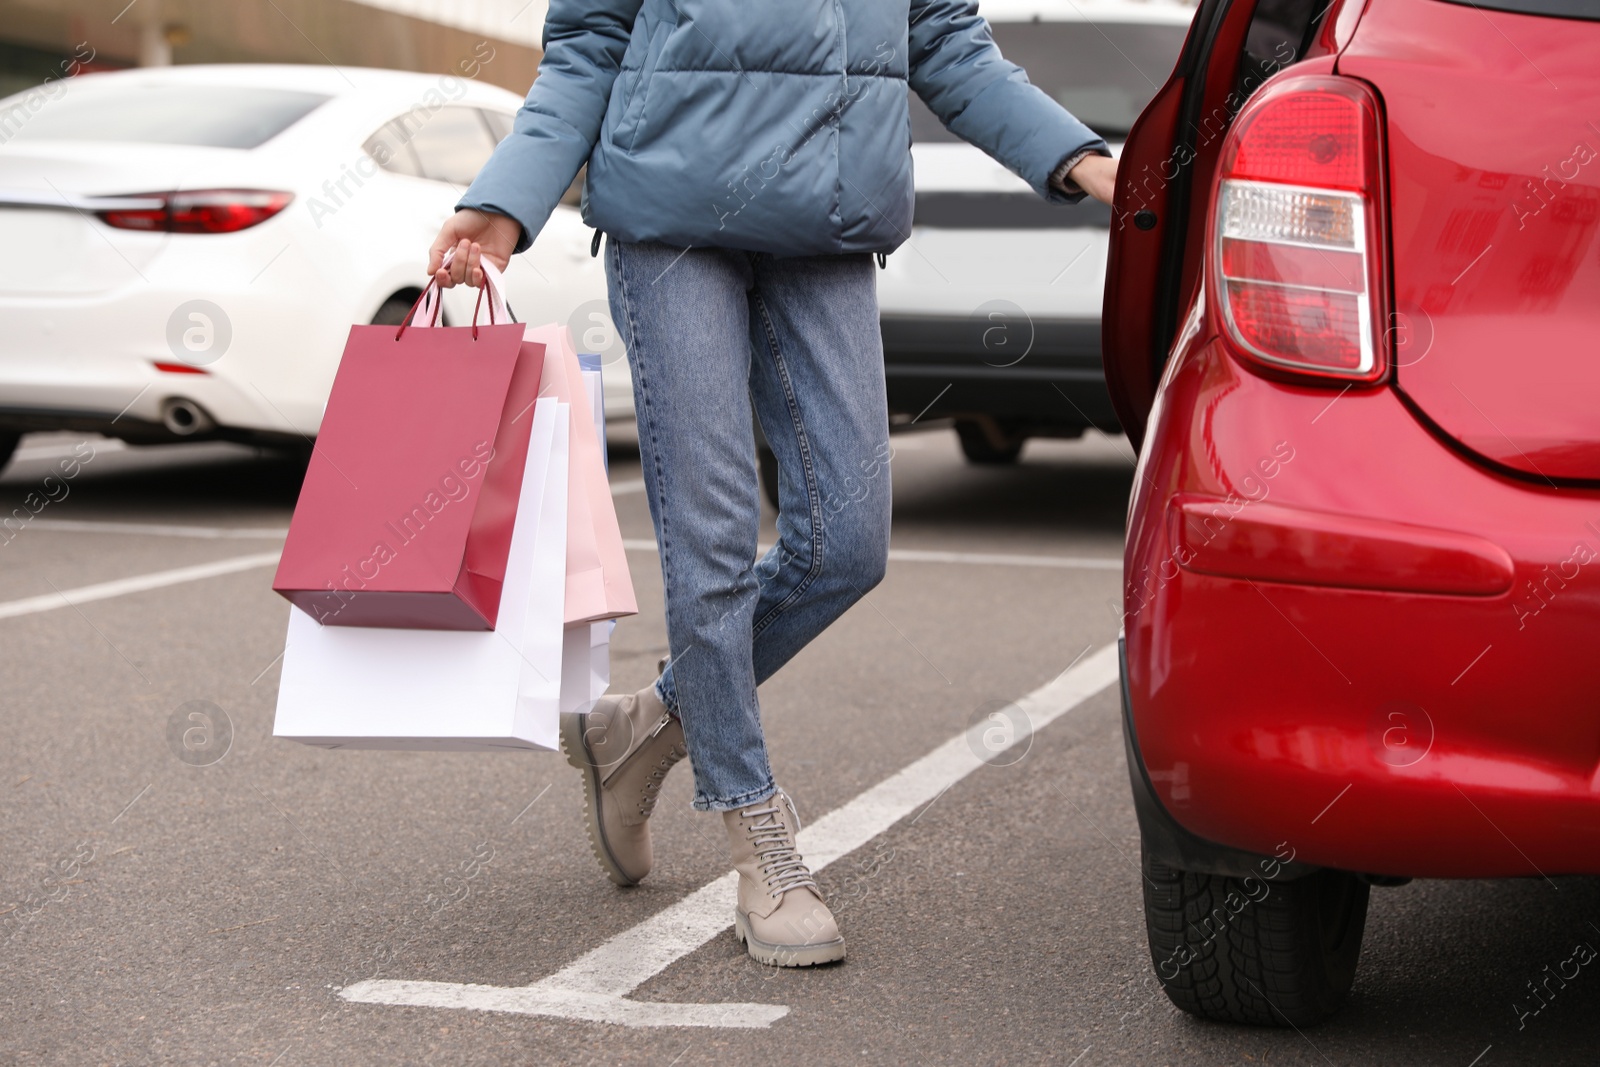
[526, 323, 638, 624]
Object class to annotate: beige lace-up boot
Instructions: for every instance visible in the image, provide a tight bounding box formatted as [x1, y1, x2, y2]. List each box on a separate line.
[560, 686, 687, 886]
[723, 790, 846, 966]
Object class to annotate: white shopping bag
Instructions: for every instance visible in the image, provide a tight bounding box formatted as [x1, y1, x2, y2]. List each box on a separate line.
[272, 399, 571, 750]
[560, 620, 612, 716]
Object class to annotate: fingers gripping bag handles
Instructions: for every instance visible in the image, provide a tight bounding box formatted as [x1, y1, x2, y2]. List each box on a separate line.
[271, 252, 538, 629]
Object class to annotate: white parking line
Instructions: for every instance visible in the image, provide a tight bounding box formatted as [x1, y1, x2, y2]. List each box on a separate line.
[25, 519, 289, 539]
[621, 539, 1121, 571]
[16, 520, 1119, 572]
[339, 643, 1121, 1028]
[12, 440, 128, 462]
[887, 548, 1121, 571]
[0, 553, 283, 621]
[12, 478, 646, 544]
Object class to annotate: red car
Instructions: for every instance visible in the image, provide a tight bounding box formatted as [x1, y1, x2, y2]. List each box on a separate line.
[1103, 0, 1600, 1027]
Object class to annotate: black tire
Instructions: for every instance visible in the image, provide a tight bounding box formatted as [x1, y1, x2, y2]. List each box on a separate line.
[1141, 849, 1369, 1027]
[757, 442, 780, 509]
[370, 293, 420, 327]
[955, 419, 1024, 464]
[0, 432, 19, 474]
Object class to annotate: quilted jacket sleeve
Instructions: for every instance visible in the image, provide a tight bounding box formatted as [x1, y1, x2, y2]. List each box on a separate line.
[456, 0, 644, 252]
[908, 0, 1109, 203]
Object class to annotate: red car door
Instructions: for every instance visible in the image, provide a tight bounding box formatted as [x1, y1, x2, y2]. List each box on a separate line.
[1101, 0, 1368, 448]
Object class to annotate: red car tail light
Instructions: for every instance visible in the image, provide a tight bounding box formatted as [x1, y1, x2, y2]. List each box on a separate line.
[1211, 76, 1388, 383]
[95, 190, 293, 234]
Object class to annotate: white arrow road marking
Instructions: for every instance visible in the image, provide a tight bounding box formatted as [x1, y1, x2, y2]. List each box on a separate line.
[340, 643, 1121, 1028]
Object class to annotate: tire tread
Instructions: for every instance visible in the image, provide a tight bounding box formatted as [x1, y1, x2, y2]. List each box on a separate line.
[1141, 851, 1369, 1027]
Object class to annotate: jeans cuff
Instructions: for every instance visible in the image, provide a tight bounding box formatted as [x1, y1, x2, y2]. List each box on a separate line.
[652, 673, 679, 716]
[691, 780, 778, 813]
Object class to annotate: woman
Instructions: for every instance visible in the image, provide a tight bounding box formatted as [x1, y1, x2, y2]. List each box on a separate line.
[428, 0, 1118, 967]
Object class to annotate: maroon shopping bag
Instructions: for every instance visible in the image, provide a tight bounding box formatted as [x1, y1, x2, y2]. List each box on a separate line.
[273, 280, 544, 630]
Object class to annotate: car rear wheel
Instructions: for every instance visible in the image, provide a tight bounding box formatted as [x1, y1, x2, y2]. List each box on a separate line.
[371, 292, 423, 327]
[955, 419, 1024, 464]
[1141, 848, 1369, 1027]
[0, 432, 20, 474]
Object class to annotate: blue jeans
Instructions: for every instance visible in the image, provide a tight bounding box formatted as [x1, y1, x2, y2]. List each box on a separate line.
[606, 241, 892, 811]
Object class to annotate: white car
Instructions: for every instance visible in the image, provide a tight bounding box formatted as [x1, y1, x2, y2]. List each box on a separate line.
[0, 63, 628, 473]
[878, 0, 1194, 463]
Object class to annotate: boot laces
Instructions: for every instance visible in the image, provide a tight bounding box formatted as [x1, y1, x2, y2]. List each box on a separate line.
[635, 717, 687, 818]
[742, 793, 818, 897]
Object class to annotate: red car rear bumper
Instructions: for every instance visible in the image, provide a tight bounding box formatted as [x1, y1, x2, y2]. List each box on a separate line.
[1124, 332, 1600, 880]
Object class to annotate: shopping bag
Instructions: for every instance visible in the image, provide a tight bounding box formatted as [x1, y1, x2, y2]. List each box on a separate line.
[578, 354, 607, 471]
[272, 256, 635, 749]
[271, 267, 542, 630]
[560, 347, 620, 716]
[526, 324, 638, 625]
[560, 619, 614, 717]
[272, 397, 571, 750]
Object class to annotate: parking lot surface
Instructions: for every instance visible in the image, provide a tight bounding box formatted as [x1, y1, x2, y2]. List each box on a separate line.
[2, 428, 1596, 1065]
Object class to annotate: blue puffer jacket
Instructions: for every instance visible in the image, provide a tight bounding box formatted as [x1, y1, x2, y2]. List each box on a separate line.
[458, 0, 1107, 256]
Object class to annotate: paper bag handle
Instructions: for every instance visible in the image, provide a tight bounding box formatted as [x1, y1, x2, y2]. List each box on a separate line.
[395, 248, 514, 341]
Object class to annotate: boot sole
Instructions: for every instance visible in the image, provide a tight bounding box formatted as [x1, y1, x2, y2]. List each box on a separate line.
[559, 710, 642, 888]
[734, 910, 846, 967]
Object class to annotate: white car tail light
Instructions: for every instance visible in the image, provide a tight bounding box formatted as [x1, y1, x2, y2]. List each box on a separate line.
[1210, 76, 1388, 383]
[95, 190, 293, 234]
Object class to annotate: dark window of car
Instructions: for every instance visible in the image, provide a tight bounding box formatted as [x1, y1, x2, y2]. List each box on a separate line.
[1238, 0, 1326, 99]
[391, 105, 499, 186]
[0, 84, 330, 148]
[910, 20, 1190, 143]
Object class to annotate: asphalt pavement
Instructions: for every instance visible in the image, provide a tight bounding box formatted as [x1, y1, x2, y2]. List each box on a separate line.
[2, 426, 1597, 1066]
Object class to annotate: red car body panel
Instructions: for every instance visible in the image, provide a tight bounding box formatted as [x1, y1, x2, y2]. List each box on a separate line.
[1111, 0, 1600, 879]
[1125, 334, 1600, 878]
[1340, 0, 1600, 483]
